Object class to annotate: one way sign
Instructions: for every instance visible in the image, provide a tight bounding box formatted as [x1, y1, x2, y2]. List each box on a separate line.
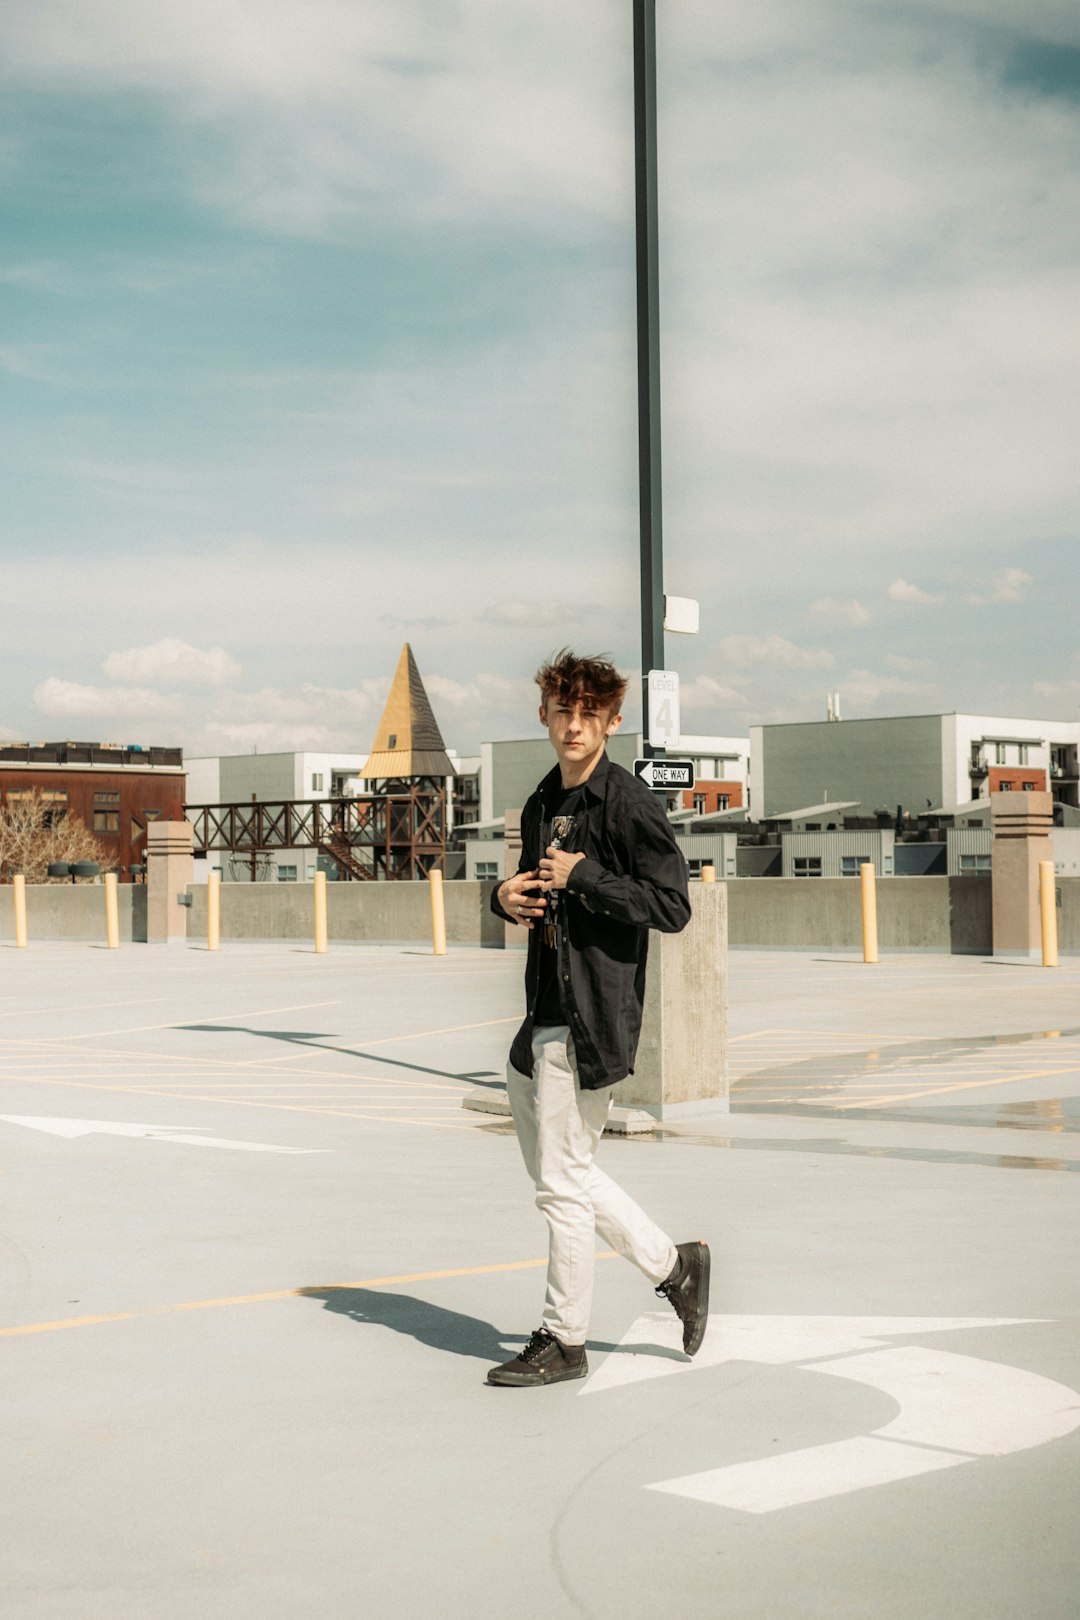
[634, 758, 696, 790]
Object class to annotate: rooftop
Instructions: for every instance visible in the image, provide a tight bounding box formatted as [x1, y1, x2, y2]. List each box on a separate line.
[0, 942, 1077, 1616]
[0, 741, 184, 769]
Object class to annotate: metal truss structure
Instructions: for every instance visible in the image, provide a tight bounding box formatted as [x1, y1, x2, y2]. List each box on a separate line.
[185, 785, 446, 881]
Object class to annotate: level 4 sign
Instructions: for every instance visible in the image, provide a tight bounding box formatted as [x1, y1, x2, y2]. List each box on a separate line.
[646, 669, 680, 748]
[634, 758, 696, 790]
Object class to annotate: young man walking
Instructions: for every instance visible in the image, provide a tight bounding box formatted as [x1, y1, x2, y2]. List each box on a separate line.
[486, 649, 710, 1388]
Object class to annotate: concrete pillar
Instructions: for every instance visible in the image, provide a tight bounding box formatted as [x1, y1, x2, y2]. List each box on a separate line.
[620, 883, 728, 1120]
[991, 790, 1054, 959]
[146, 821, 195, 945]
[502, 808, 526, 951]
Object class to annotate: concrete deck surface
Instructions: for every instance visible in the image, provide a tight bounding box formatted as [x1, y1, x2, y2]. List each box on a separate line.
[1, 941, 1078, 1619]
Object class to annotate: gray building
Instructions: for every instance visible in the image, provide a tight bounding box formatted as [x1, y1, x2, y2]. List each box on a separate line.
[750, 712, 1080, 819]
[780, 829, 895, 878]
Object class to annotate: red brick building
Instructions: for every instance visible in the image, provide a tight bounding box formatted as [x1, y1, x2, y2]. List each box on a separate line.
[0, 742, 185, 881]
[986, 766, 1047, 794]
[681, 779, 745, 815]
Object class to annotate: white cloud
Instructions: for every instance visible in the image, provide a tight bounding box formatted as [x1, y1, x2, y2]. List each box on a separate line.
[716, 634, 835, 670]
[679, 674, 750, 715]
[2, 1, 1079, 745]
[1, 1, 632, 231]
[33, 677, 185, 722]
[991, 567, 1033, 603]
[833, 669, 935, 711]
[965, 566, 1034, 605]
[424, 672, 538, 719]
[888, 579, 942, 605]
[807, 597, 871, 627]
[103, 639, 242, 686]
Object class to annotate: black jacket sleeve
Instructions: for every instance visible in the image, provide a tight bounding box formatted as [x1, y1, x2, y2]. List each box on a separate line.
[566, 785, 691, 934]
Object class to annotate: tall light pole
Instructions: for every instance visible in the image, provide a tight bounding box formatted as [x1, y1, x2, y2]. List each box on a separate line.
[634, 0, 665, 764]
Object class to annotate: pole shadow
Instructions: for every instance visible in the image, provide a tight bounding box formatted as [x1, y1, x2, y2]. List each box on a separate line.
[177, 1022, 499, 1083]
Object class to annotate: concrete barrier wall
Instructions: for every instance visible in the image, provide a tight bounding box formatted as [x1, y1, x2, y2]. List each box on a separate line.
[0, 883, 145, 942]
[1058, 877, 1080, 955]
[725, 875, 992, 953]
[184, 880, 505, 946]
[4, 871, 1064, 955]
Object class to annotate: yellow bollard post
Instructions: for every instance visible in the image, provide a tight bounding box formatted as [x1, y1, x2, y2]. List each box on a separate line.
[1039, 859, 1059, 968]
[207, 869, 221, 952]
[700, 862, 716, 883]
[313, 870, 328, 954]
[429, 867, 447, 956]
[13, 874, 28, 949]
[860, 862, 879, 964]
[104, 872, 120, 949]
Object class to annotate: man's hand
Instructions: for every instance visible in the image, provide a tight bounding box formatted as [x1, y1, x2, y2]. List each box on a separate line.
[497, 868, 548, 929]
[539, 846, 586, 891]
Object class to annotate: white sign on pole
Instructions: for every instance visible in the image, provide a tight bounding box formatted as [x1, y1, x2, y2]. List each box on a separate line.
[646, 670, 680, 748]
[663, 595, 699, 635]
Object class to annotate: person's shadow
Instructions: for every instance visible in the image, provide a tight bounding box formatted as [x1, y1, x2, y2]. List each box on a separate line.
[300, 1287, 684, 1365]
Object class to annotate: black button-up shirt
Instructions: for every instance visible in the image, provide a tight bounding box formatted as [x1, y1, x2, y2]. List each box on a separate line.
[491, 752, 691, 1089]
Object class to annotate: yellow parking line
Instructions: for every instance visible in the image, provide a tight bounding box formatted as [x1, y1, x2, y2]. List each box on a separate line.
[828, 1066, 1068, 1109]
[12, 1072, 486, 1132]
[4, 1038, 480, 1092]
[0, 1253, 619, 1340]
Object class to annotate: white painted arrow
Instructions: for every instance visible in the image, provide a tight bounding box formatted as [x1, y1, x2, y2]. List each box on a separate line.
[0, 1116, 327, 1155]
[581, 1313, 1080, 1514]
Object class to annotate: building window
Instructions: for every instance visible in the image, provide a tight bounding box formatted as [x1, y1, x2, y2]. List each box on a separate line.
[840, 855, 870, 877]
[960, 853, 991, 873]
[475, 862, 499, 880]
[793, 856, 822, 877]
[1018, 743, 1030, 765]
[1022, 781, 1034, 792]
[994, 742, 1006, 765]
[1000, 781, 1013, 791]
[93, 790, 120, 833]
[276, 865, 298, 882]
[717, 794, 730, 811]
[693, 793, 707, 813]
[311, 774, 324, 792]
[37, 790, 69, 828]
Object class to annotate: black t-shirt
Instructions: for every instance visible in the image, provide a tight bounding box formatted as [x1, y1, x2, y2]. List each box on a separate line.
[533, 783, 587, 1027]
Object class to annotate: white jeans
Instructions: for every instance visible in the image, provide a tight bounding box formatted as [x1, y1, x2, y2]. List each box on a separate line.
[506, 1024, 678, 1346]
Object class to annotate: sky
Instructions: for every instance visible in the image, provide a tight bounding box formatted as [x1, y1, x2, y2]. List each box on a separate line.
[1, 0, 1078, 760]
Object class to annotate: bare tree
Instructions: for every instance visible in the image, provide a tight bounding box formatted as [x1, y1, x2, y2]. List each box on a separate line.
[0, 788, 114, 884]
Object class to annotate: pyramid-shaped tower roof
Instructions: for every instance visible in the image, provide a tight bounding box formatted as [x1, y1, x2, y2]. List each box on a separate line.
[359, 644, 455, 780]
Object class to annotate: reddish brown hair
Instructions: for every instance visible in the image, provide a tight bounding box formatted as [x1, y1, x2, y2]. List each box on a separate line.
[535, 649, 628, 716]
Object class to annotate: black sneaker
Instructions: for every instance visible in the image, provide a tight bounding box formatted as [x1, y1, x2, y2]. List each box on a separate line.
[486, 1327, 589, 1387]
[655, 1241, 710, 1356]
